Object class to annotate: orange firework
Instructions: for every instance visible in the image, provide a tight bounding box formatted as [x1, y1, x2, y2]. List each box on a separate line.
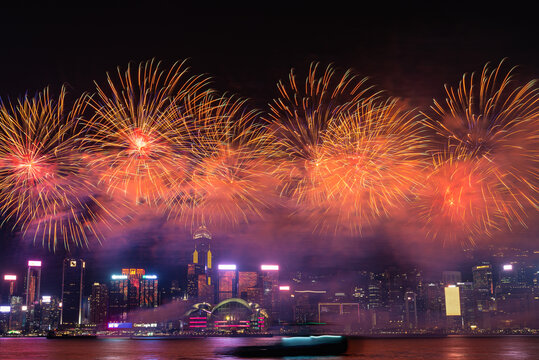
[84, 59, 209, 206]
[0, 87, 113, 250]
[168, 94, 277, 228]
[415, 147, 524, 246]
[423, 60, 539, 212]
[314, 99, 429, 234]
[267, 62, 379, 161]
[266, 64, 427, 234]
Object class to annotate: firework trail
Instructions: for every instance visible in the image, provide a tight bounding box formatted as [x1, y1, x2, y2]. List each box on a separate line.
[84, 60, 210, 207]
[0, 87, 113, 250]
[420, 60, 539, 243]
[266, 63, 427, 234]
[168, 93, 277, 228]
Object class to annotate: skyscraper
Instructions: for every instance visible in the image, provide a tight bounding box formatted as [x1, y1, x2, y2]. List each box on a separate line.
[90, 283, 108, 326]
[109, 274, 129, 321]
[193, 225, 212, 271]
[472, 263, 493, 294]
[238, 271, 259, 301]
[404, 291, 418, 329]
[188, 226, 214, 302]
[25, 261, 41, 308]
[121, 268, 145, 311]
[218, 264, 237, 302]
[260, 265, 279, 322]
[60, 258, 85, 326]
[140, 275, 159, 308]
[25, 260, 42, 330]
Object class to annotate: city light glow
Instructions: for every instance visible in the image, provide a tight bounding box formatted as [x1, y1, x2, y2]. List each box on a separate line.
[0, 306, 10, 313]
[218, 264, 237, 270]
[503, 264, 513, 271]
[261, 264, 279, 271]
[111, 274, 128, 280]
[41, 296, 51, 303]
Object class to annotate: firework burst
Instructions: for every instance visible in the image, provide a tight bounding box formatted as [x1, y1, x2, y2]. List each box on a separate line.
[314, 99, 429, 234]
[168, 94, 277, 228]
[84, 59, 209, 206]
[415, 147, 525, 246]
[419, 60, 539, 244]
[0, 87, 111, 249]
[423, 60, 539, 211]
[267, 64, 427, 234]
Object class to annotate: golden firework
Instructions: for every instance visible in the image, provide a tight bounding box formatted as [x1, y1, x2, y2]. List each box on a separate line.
[0, 87, 113, 249]
[84, 59, 210, 206]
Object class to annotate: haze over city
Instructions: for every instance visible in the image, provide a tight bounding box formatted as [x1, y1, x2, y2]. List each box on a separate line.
[0, 2, 537, 359]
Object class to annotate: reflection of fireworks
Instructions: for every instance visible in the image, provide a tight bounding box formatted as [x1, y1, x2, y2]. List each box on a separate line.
[0, 88, 110, 249]
[84, 60, 209, 206]
[423, 60, 538, 210]
[168, 94, 276, 228]
[415, 148, 524, 246]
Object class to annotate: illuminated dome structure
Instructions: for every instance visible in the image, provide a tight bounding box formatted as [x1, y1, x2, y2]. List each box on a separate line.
[183, 298, 269, 332]
[211, 298, 268, 331]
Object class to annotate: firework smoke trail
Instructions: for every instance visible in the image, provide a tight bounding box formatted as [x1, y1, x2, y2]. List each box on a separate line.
[0, 87, 113, 250]
[266, 63, 428, 234]
[84, 60, 210, 207]
[420, 60, 539, 243]
[168, 94, 277, 229]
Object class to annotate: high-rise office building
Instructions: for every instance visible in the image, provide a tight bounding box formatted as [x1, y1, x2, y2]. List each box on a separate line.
[39, 295, 61, 331]
[193, 225, 212, 271]
[3, 275, 17, 304]
[25, 260, 42, 308]
[60, 258, 85, 326]
[188, 226, 214, 303]
[140, 275, 159, 308]
[109, 274, 129, 321]
[404, 291, 418, 329]
[90, 283, 108, 326]
[218, 264, 237, 302]
[260, 265, 279, 321]
[473, 263, 493, 294]
[238, 271, 259, 302]
[187, 263, 204, 300]
[122, 268, 145, 311]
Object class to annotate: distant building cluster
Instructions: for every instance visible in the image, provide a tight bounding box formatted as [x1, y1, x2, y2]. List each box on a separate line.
[1, 231, 538, 336]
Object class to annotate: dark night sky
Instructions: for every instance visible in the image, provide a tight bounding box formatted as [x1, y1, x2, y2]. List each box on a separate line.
[0, 2, 537, 295]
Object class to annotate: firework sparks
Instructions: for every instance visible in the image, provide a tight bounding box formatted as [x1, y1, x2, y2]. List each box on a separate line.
[266, 64, 427, 234]
[0, 87, 112, 250]
[423, 60, 539, 210]
[415, 147, 525, 246]
[84, 59, 209, 206]
[168, 94, 277, 228]
[420, 60, 539, 243]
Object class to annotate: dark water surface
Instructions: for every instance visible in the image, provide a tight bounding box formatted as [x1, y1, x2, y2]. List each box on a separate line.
[0, 336, 538, 360]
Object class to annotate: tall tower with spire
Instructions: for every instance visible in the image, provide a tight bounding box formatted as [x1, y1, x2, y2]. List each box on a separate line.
[187, 225, 214, 303]
[192, 225, 212, 270]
